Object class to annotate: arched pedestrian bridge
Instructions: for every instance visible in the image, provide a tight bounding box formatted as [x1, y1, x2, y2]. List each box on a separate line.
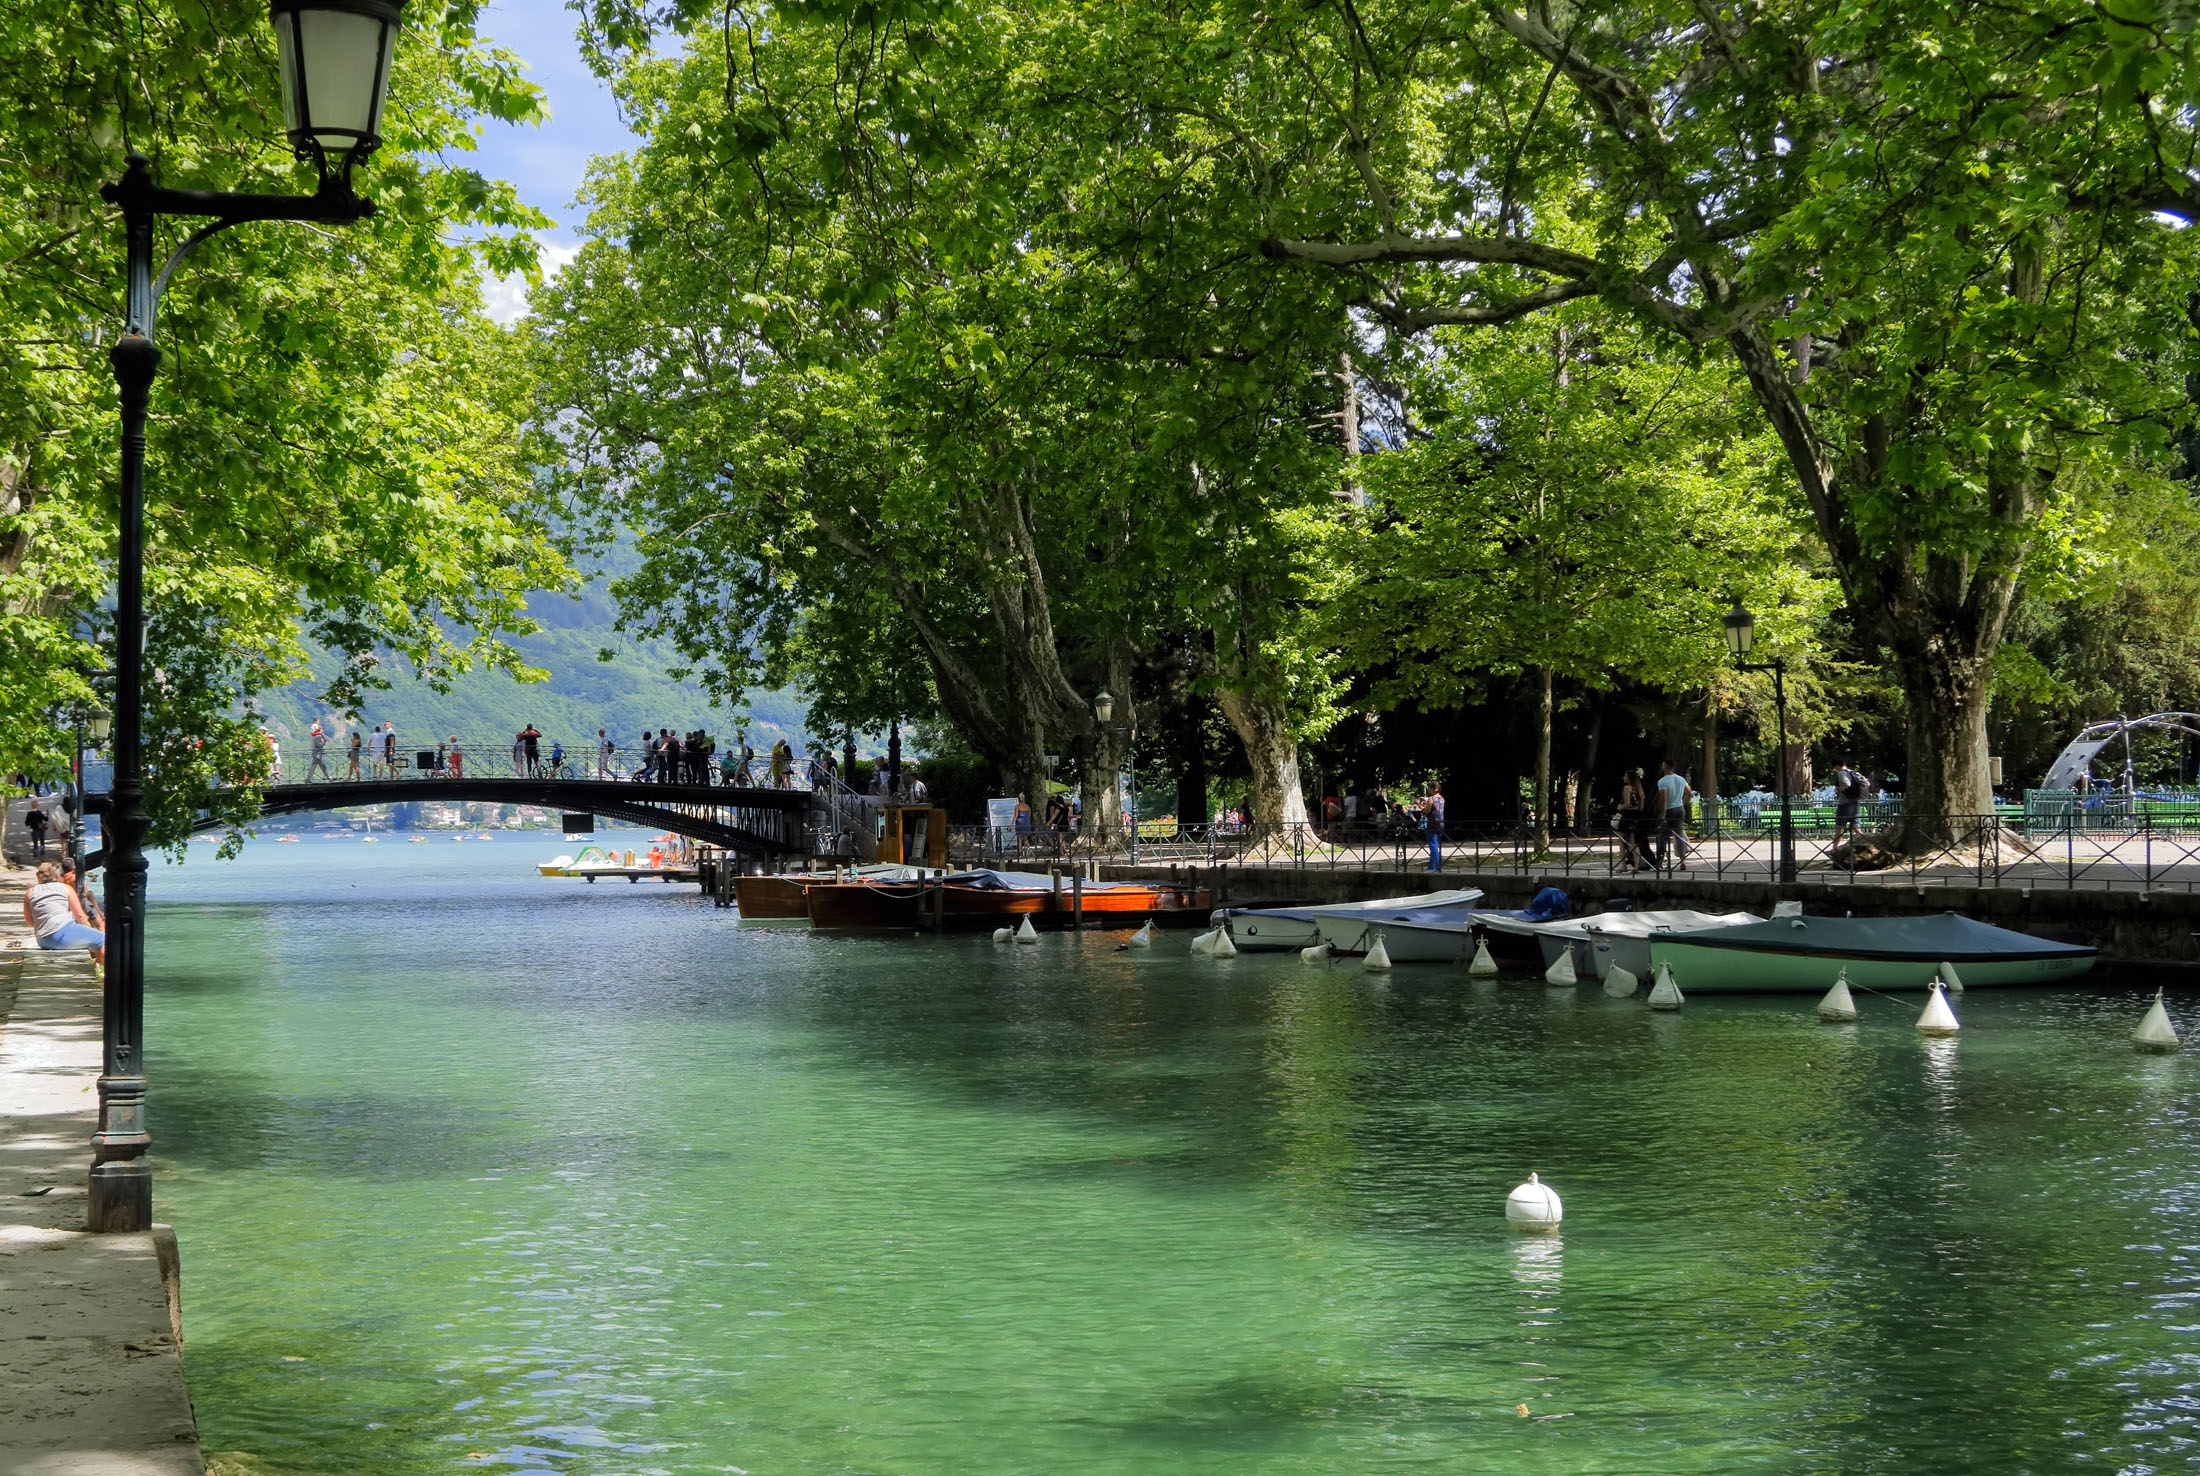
[209, 778, 835, 857]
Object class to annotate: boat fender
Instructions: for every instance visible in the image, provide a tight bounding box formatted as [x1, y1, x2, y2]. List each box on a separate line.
[1505, 1173, 1563, 1233]
[1212, 926, 1238, 958]
[1647, 962, 1684, 1011]
[1015, 916, 1040, 945]
[1939, 960, 1965, 995]
[1916, 980, 1960, 1036]
[1300, 943, 1331, 966]
[1467, 939, 1499, 977]
[1364, 934, 1392, 972]
[2134, 988, 2180, 1053]
[1603, 964, 1639, 999]
[992, 926, 1014, 945]
[1127, 921, 1154, 949]
[1544, 948, 1577, 986]
[1816, 969, 1859, 1023]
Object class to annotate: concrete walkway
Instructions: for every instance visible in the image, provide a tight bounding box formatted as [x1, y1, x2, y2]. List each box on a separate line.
[0, 863, 202, 1476]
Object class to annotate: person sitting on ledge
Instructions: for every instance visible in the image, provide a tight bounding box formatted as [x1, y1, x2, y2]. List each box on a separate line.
[22, 860, 103, 964]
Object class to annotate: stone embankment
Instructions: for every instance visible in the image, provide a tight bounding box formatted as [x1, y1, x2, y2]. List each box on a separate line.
[1108, 860, 2200, 968]
[0, 857, 202, 1476]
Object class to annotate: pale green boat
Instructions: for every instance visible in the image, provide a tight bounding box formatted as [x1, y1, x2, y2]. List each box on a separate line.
[1647, 912, 2098, 994]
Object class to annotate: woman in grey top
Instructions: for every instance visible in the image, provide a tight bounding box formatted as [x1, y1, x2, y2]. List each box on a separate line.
[21, 861, 103, 962]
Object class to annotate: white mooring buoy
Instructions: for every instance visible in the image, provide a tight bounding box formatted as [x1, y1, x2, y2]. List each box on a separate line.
[1916, 979, 1960, 1036]
[1014, 916, 1041, 944]
[1505, 1173, 1564, 1233]
[1647, 961, 1684, 1011]
[1189, 927, 1219, 956]
[1300, 942, 1332, 966]
[1940, 960, 1966, 995]
[1603, 963, 1639, 999]
[2134, 988, 2181, 1054]
[1126, 921, 1153, 948]
[1467, 939, 1499, 976]
[1544, 948, 1578, 986]
[1817, 968, 1858, 1023]
[992, 926, 1014, 945]
[1212, 925, 1238, 958]
[1364, 933, 1392, 972]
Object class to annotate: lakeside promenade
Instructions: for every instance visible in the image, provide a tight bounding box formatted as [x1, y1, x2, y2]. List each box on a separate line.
[0, 855, 202, 1476]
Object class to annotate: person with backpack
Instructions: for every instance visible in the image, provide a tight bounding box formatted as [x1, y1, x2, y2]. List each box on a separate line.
[1834, 762, 1868, 847]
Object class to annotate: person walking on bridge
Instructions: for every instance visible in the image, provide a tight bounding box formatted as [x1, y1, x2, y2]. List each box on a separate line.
[307, 721, 331, 782]
[381, 723, 398, 779]
[597, 729, 614, 780]
[448, 737, 464, 777]
[347, 727, 363, 781]
[516, 723, 542, 777]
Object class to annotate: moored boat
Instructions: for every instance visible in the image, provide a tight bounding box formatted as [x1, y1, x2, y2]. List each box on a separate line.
[1221, 889, 1484, 954]
[805, 869, 1209, 929]
[1468, 888, 1572, 964]
[1648, 911, 2098, 993]
[734, 864, 929, 918]
[1534, 909, 1760, 981]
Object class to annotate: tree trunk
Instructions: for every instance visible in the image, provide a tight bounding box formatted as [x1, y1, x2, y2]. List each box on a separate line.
[1891, 649, 1994, 846]
[1216, 682, 1309, 833]
[1573, 696, 1602, 837]
[1532, 667, 1553, 853]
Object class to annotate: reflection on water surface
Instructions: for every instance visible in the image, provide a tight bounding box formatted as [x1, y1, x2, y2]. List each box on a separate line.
[147, 841, 2200, 1473]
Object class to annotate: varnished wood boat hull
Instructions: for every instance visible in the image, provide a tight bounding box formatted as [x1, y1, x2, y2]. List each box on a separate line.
[806, 881, 1210, 930]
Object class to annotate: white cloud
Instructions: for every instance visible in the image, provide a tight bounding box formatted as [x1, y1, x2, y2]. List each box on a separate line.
[482, 240, 582, 326]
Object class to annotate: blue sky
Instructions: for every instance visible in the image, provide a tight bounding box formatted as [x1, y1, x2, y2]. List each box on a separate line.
[465, 0, 637, 319]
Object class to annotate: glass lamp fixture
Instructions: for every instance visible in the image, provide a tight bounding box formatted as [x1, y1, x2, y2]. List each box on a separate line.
[270, 0, 405, 183]
[1722, 602, 1756, 662]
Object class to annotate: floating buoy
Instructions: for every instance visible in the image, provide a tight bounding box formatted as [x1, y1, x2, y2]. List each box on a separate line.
[1468, 939, 1499, 976]
[1364, 934, 1392, 972]
[1544, 948, 1577, 986]
[1212, 926, 1238, 958]
[1504, 1173, 1563, 1233]
[1190, 928, 1219, 956]
[1916, 980, 1959, 1036]
[1816, 969, 1858, 1023]
[1603, 964, 1639, 999]
[1940, 960, 1966, 995]
[1014, 916, 1040, 945]
[2134, 988, 2180, 1053]
[1647, 961, 1684, 1011]
[1126, 921, 1153, 948]
[1300, 942, 1331, 966]
[992, 926, 1013, 945]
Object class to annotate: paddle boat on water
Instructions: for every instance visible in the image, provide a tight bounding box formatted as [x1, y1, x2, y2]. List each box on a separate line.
[537, 845, 634, 878]
[1218, 889, 1485, 957]
[1648, 911, 2098, 993]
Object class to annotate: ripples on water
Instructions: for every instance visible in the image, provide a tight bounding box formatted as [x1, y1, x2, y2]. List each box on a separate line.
[145, 841, 2200, 1473]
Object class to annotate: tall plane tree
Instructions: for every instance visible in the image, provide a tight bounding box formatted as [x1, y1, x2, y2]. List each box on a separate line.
[1198, 0, 2200, 837]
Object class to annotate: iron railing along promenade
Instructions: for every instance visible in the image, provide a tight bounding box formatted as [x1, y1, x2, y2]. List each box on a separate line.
[946, 814, 2200, 894]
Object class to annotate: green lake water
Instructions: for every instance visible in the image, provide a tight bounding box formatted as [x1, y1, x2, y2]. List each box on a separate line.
[144, 839, 2200, 1474]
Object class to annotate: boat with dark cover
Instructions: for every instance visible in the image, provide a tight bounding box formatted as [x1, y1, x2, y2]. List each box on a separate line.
[1648, 911, 2098, 993]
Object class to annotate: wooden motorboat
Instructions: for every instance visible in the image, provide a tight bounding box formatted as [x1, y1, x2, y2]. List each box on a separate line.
[734, 864, 933, 918]
[805, 869, 1209, 929]
[1648, 911, 2098, 993]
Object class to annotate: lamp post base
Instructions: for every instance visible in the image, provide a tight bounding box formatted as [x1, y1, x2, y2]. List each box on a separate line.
[88, 1160, 152, 1233]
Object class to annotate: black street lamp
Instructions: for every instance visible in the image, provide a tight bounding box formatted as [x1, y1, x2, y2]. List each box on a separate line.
[1723, 602, 1797, 885]
[1093, 690, 1138, 862]
[89, 0, 404, 1234]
